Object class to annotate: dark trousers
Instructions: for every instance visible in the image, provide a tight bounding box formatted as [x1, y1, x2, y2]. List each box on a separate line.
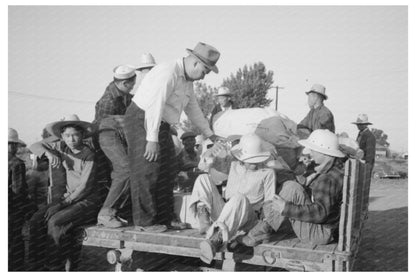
[27, 199, 99, 271]
[98, 130, 130, 215]
[124, 103, 177, 226]
[9, 211, 25, 271]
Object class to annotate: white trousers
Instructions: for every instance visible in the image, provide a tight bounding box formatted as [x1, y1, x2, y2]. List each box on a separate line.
[188, 174, 259, 239]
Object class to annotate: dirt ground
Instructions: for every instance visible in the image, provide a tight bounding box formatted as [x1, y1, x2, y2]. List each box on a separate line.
[76, 177, 408, 271]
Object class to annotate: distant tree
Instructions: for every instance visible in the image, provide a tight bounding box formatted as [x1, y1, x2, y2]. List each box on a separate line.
[221, 62, 273, 108]
[371, 128, 390, 147]
[179, 82, 216, 134]
[194, 82, 217, 117]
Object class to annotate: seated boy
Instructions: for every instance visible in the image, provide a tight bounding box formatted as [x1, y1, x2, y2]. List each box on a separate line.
[188, 133, 276, 264]
[240, 129, 346, 247]
[27, 114, 100, 271]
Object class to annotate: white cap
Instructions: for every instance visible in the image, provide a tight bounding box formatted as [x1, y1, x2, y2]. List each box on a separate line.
[136, 53, 156, 70]
[113, 65, 136, 80]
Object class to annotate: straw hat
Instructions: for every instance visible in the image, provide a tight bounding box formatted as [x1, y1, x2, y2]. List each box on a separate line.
[113, 65, 136, 80]
[305, 84, 328, 100]
[231, 133, 271, 163]
[215, 87, 233, 97]
[186, 42, 220, 73]
[50, 114, 93, 138]
[351, 114, 372, 125]
[8, 128, 26, 147]
[136, 53, 156, 70]
[298, 129, 345, 158]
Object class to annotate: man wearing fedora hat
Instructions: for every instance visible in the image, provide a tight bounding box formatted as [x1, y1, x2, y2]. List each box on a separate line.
[123, 42, 220, 229]
[352, 114, 376, 173]
[8, 128, 31, 271]
[298, 84, 335, 138]
[27, 115, 101, 270]
[93, 65, 137, 228]
[240, 129, 346, 247]
[209, 86, 235, 128]
[188, 133, 276, 264]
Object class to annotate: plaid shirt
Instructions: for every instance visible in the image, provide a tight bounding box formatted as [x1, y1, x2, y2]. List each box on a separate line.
[93, 82, 133, 127]
[282, 159, 344, 227]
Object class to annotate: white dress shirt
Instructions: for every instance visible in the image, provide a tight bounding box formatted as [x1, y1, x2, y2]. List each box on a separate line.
[133, 58, 213, 142]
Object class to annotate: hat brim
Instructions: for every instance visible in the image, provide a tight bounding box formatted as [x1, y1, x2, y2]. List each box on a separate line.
[305, 90, 328, 100]
[298, 139, 345, 158]
[8, 138, 26, 147]
[136, 64, 156, 70]
[351, 122, 372, 125]
[214, 93, 232, 97]
[50, 120, 93, 138]
[186, 49, 219, 74]
[230, 145, 271, 163]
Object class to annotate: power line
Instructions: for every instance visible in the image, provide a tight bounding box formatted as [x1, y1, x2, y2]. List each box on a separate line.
[8, 90, 96, 104]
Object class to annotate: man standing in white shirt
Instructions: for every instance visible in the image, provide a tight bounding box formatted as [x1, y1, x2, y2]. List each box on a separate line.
[124, 42, 220, 230]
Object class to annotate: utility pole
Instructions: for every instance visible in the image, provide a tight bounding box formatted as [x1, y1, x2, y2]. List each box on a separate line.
[271, 86, 284, 111]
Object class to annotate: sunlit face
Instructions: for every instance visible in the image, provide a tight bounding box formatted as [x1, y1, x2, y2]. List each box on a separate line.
[307, 93, 318, 108]
[240, 161, 258, 171]
[189, 61, 211, 81]
[356, 124, 367, 131]
[309, 149, 326, 165]
[122, 77, 136, 94]
[217, 95, 230, 107]
[61, 126, 83, 150]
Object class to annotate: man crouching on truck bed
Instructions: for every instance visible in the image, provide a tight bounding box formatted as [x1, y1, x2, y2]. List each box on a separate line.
[189, 133, 276, 264]
[240, 129, 346, 247]
[27, 114, 100, 271]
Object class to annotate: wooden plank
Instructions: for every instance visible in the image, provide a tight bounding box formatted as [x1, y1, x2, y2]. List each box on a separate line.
[337, 159, 351, 252]
[345, 160, 358, 253]
[314, 243, 337, 254]
[123, 241, 202, 259]
[82, 237, 123, 249]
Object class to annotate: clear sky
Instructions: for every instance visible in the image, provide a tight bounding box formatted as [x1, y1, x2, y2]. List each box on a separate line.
[8, 5, 408, 152]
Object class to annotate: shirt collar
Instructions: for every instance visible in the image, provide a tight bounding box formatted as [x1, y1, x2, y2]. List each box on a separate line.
[177, 58, 191, 81]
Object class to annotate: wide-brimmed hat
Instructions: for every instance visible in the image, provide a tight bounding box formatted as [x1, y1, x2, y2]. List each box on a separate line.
[231, 133, 271, 163]
[298, 129, 345, 158]
[8, 128, 26, 147]
[113, 65, 136, 80]
[180, 131, 197, 140]
[215, 87, 233, 97]
[50, 114, 93, 138]
[186, 42, 220, 74]
[305, 84, 328, 100]
[352, 114, 373, 125]
[136, 53, 156, 70]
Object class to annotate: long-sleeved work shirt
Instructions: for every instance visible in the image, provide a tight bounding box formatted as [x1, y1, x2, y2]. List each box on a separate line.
[225, 161, 276, 211]
[356, 127, 376, 167]
[282, 158, 344, 228]
[132, 58, 213, 142]
[30, 140, 96, 203]
[298, 104, 335, 133]
[93, 81, 133, 130]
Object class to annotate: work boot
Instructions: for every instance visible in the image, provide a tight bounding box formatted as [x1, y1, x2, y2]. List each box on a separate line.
[239, 220, 273, 247]
[197, 204, 211, 234]
[200, 229, 223, 264]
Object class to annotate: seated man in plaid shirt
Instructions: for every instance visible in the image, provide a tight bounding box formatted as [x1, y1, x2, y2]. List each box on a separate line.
[240, 129, 346, 246]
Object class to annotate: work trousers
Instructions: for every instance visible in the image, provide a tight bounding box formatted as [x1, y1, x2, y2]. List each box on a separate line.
[27, 199, 99, 271]
[124, 103, 177, 226]
[8, 206, 25, 271]
[98, 130, 130, 216]
[189, 174, 258, 239]
[263, 181, 333, 245]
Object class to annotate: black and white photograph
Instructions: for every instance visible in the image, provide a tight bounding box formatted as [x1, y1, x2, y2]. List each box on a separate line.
[6, 2, 411, 272]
